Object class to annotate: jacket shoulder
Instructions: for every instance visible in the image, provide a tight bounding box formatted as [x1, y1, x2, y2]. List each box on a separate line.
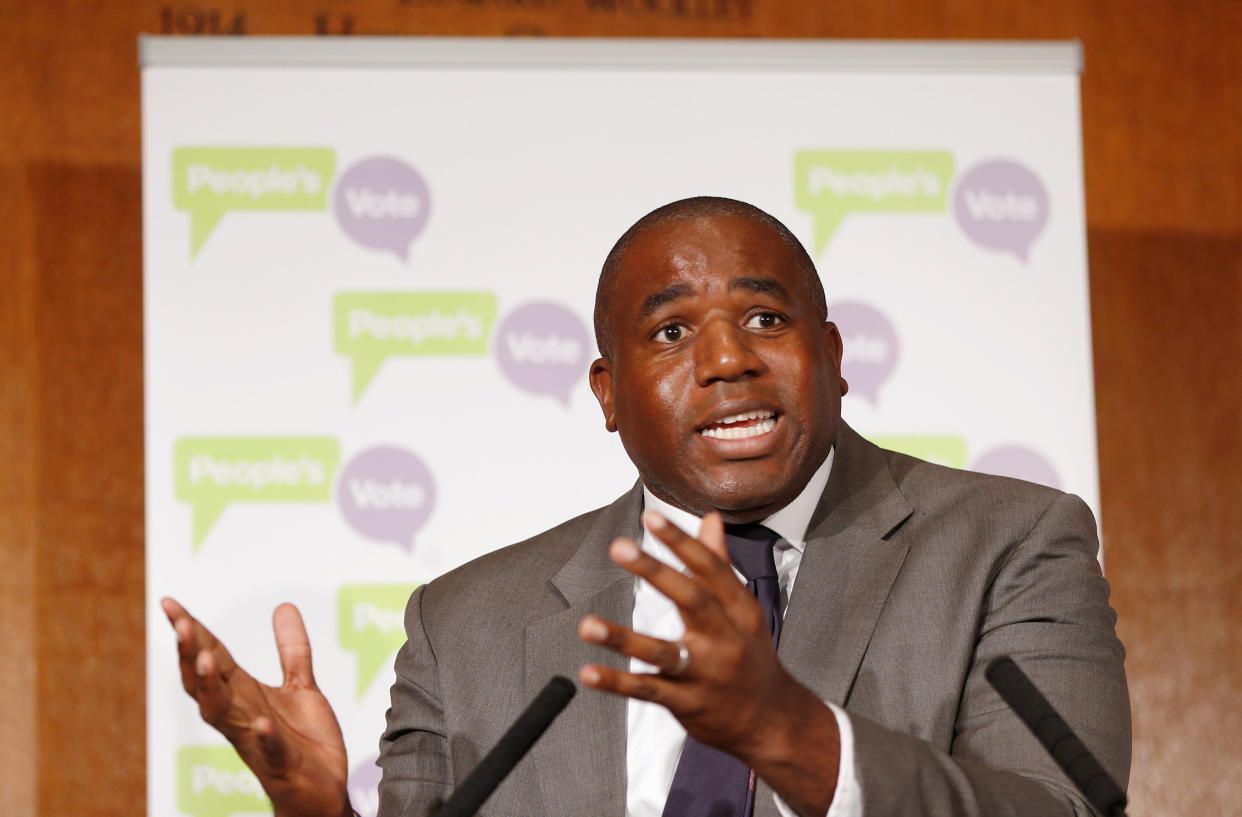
[417, 493, 629, 616]
[879, 442, 1082, 521]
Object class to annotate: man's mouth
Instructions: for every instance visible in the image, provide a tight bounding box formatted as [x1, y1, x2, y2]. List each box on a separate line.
[698, 410, 778, 440]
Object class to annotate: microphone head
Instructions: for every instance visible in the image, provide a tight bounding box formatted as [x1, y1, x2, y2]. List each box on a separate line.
[544, 675, 577, 705]
[985, 655, 1127, 817]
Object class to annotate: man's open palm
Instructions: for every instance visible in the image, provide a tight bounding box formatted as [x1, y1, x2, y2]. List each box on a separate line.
[162, 597, 351, 817]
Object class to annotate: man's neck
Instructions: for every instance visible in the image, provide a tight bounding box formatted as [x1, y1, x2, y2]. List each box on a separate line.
[641, 447, 834, 550]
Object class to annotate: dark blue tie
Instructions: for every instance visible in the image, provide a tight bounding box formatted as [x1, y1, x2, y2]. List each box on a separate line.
[661, 524, 782, 817]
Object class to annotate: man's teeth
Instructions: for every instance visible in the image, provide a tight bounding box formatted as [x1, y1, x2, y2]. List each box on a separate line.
[700, 411, 777, 440]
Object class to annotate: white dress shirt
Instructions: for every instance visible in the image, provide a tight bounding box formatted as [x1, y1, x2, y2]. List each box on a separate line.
[625, 448, 862, 817]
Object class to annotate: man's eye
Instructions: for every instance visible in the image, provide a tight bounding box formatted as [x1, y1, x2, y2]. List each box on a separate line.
[654, 324, 686, 343]
[745, 312, 785, 330]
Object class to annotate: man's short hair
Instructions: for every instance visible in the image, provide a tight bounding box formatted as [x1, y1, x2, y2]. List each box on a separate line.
[593, 196, 827, 359]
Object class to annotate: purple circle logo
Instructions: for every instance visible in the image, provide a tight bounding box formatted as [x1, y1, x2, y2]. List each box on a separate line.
[494, 301, 591, 407]
[953, 159, 1049, 264]
[971, 445, 1061, 490]
[333, 156, 431, 261]
[830, 300, 899, 405]
[336, 446, 435, 551]
[347, 755, 381, 817]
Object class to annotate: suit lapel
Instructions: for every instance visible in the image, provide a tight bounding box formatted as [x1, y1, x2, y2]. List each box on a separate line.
[777, 423, 914, 706]
[526, 484, 643, 817]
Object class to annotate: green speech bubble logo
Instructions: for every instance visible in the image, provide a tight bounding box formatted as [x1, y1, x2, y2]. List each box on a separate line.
[173, 147, 336, 257]
[174, 436, 340, 550]
[334, 292, 498, 403]
[794, 150, 956, 253]
[177, 745, 270, 817]
[338, 584, 418, 698]
[867, 434, 968, 469]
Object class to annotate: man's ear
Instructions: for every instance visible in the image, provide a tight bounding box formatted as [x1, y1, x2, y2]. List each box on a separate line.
[588, 357, 618, 432]
[823, 322, 849, 396]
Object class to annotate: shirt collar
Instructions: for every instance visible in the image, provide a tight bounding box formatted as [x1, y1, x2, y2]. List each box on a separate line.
[640, 446, 834, 554]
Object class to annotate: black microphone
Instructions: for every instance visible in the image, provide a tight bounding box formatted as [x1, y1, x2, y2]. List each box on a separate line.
[985, 656, 1127, 817]
[432, 676, 577, 817]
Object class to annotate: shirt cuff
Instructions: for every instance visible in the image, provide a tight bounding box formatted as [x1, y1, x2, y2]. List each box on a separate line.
[772, 701, 860, 817]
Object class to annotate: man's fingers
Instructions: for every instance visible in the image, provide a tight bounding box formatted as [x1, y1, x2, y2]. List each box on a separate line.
[162, 596, 241, 679]
[164, 598, 200, 659]
[163, 597, 213, 657]
[578, 663, 694, 711]
[608, 537, 717, 618]
[161, 595, 189, 623]
[165, 599, 214, 694]
[578, 615, 686, 674]
[195, 649, 232, 725]
[698, 512, 729, 563]
[272, 603, 316, 688]
[170, 618, 202, 694]
[642, 511, 748, 602]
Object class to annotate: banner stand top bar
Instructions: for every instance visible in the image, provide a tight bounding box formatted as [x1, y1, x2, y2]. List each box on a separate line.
[139, 36, 1081, 75]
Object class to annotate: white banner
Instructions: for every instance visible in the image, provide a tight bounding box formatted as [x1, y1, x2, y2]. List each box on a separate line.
[141, 38, 1094, 817]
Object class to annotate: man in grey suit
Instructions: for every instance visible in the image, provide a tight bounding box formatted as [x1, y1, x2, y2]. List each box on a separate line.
[165, 197, 1129, 817]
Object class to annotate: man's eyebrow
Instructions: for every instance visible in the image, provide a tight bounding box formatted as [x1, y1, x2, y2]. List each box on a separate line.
[637, 283, 695, 322]
[730, 276, 792, 302]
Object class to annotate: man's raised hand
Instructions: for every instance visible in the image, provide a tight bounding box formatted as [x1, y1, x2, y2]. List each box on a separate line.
[162, 597, 352, 817]
[575, 511, 840, 817]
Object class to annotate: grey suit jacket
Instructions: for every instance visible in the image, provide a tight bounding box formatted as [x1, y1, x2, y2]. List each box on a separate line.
[377, 423, 1131, 817]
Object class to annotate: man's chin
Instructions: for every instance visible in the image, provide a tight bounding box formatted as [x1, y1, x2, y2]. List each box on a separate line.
[645, 454, 814, 519]
[687, 475, 802, 520]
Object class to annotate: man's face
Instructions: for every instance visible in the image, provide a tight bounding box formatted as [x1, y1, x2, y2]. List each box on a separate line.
[589, 214, 846, 522]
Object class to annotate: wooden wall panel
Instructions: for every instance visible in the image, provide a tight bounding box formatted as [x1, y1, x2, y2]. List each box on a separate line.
[0, 159, 39, 817]
[2, 2, 1239, 815]
[1089, 230, 1242, 815]
[26, 162, 147, 816]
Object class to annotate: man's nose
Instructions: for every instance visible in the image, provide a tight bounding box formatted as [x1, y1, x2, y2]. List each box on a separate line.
[694, 319, 763, 385]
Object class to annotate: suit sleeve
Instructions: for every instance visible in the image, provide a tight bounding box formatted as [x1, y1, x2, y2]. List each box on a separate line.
[850, 491, 1131, 817]
[376, 584, 455, 817]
